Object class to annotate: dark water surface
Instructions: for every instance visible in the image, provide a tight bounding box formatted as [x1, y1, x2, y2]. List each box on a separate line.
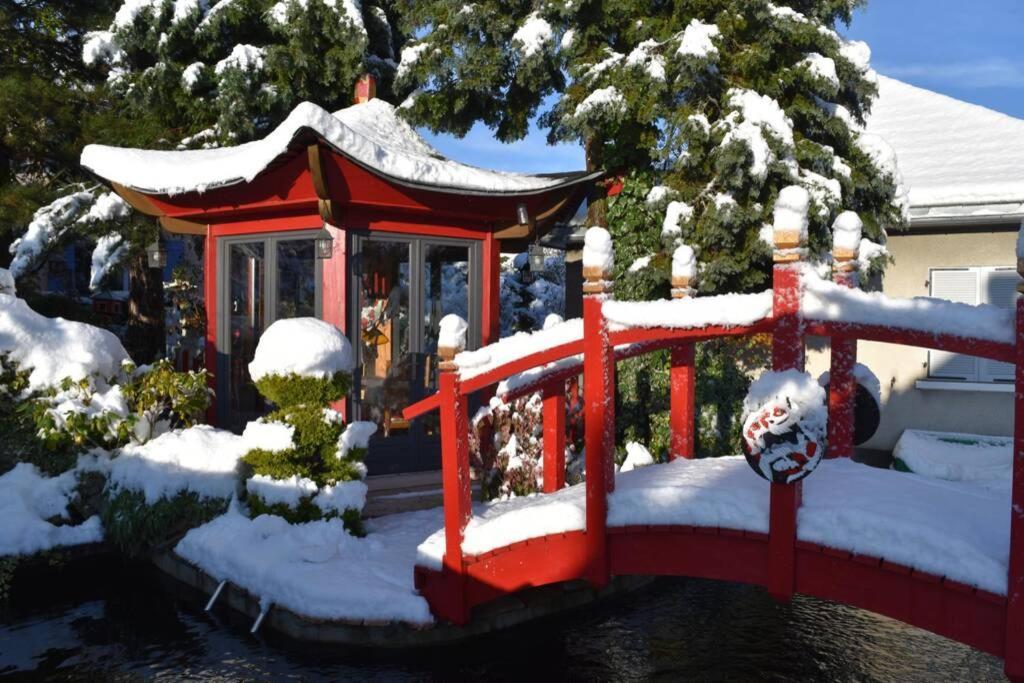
[0, 559, 1004, 681]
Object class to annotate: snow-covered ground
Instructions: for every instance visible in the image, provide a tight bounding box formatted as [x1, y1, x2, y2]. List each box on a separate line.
[0, 463, 103, 556]
[176, 504, 438, 625]
[417, 456, 1010, 596]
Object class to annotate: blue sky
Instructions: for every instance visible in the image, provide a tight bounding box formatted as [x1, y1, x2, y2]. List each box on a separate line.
[420, 1, 1024, 174]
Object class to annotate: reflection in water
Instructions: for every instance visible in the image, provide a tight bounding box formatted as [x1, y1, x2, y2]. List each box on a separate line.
[0, 562, 1003, 681]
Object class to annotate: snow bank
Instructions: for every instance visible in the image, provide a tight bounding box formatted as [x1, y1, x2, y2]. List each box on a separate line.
[109, 425, 247, 504]
[241, 419, 294, 453]
[246, 474, 317, 507]
[417, 455, 1011, 595]
[619, 442, 654, 473]
[248, 317, 353, 381]
[0, 293, 130, 391]
[314, 480, 368, 515]
[802, 269, 1015, 344]
[0, 463, 103, 557]
[176, 506, 436, 624]
[82, 99, 581, 196]
[454, 317, 583, 380]
[800, 458, 1009, 595]
[603, 290, 772, 331]
[893, 430, 1011, 489]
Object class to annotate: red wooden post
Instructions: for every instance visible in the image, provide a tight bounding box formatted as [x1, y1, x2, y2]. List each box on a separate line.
[1004, 261, 1024, 681]
[669, 248, 697, 460]
[767, 197, 806, 602]
[481, 231, 501, 346]
[827, 224, 860, 458]
[582, 229, 615, 588]
[437, 345, 472, 624]
[670, 344, 696, 459]
[542, 380, 567, 493]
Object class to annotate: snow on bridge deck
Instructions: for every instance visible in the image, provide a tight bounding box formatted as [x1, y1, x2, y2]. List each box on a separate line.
[416, 458, 1010, 596]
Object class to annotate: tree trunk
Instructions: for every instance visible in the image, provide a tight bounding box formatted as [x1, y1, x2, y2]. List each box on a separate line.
[585, 136, 607, 228]
[125, 252, 165, 364]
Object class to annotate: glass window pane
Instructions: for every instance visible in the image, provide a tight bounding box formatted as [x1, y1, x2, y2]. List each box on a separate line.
[228, 241, 266, 428]
[422, 244, 469, 437]
[276, 239, 317, 319]
[357, 241, 411, 437]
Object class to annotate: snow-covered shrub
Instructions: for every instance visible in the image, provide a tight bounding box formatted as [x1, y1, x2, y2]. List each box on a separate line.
[99, 425, 248, 556]
[240, 318, 372, 529]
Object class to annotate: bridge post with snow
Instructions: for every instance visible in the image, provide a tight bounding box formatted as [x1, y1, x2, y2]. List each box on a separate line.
[405, 192, 1024, 681]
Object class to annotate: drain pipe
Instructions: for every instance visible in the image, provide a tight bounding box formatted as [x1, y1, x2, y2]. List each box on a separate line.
[205, 580, 227, 612]
[251, 602, 271, 634]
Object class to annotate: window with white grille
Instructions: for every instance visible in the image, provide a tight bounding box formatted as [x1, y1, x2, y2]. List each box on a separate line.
[928, 267, 1018, 383]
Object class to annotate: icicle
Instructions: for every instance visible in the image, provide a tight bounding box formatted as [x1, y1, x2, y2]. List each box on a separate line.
[251, 601, 271, 634]
[205, 580, 227, 611]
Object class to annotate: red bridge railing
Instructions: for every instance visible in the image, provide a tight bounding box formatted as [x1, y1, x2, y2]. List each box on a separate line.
[401, 226, 1024, 680]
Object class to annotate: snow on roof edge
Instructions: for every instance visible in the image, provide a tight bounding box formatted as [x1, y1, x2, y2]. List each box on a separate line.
[81, 100, 596, 198]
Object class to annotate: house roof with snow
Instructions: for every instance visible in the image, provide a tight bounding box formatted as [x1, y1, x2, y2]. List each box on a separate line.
[867, 76, 1024, 225]
[81, 99, 599, 197]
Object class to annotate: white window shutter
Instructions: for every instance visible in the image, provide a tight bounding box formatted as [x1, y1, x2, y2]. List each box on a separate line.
[928, 269, 979, 380]
[980, 268, 1018, 382]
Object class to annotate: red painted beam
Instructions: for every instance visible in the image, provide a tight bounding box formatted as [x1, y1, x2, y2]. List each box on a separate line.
[607, 318, 775, 349]
[438, 371, 472, 624]
[609, 526, 768, 585]
[827, 337, 857, 458]
[804, 320, 1014, 364]
[457, 340, 585, 395]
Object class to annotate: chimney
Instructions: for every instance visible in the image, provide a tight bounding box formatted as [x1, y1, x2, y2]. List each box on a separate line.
[354, 74, 377, 104]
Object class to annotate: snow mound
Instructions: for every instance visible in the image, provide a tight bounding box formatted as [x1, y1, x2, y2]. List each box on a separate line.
[82, 99, 588, 196]
[893, 429, 1011, 490]
[619, 442, 654, 473]
[109, 425, 248, 504]
[0, 463, 103, 557]
[176, 506, 436, 624]
[338, 420, 377, 459]
[248, 317, 353, 381]
[246, 474, 317, 507]
[241, 419, 294, 453]
[0, 293, 130, 391]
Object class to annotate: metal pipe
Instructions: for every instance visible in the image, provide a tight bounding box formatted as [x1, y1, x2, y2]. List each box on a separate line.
[205, 580, 227, 612]
[251, 603, 271, 634]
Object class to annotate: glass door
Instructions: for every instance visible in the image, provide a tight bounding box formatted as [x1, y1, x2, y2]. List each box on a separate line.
[219, 231, 322, 431]
[351, 234, 479, 473]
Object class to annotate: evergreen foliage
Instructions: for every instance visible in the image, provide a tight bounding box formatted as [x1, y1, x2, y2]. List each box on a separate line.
[400, 0, 903, 457]
[100, 488, 230, 557]
[241, 369, 367, 528]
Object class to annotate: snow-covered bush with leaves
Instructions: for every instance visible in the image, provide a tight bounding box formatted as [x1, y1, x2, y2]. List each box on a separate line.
[240, 318, 375, 530]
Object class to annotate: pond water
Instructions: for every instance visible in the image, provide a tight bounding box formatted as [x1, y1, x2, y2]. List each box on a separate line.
[0, 558, 1005, 681]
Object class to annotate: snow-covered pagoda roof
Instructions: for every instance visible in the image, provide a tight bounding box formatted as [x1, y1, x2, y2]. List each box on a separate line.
[81, 99, 597, 197]
[867, 76, 1024, 223]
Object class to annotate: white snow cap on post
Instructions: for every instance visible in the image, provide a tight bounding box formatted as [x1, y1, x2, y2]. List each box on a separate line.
[248, 318, 354, 381]
[582, 227, 614, 274]
[832, 211, 863, 254]
[672, 244, 697, 280]
[772, 185, 811, 247]
[438, 314, 469, 354]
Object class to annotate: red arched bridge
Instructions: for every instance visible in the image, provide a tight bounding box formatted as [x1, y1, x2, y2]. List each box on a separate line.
[403, 236, 1024, 680]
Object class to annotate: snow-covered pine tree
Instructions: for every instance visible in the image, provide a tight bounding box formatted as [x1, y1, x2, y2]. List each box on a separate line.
[398, 0, 905, 456]
[10, 0, 405, 360]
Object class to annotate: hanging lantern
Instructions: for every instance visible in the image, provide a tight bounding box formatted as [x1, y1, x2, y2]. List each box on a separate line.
[528, 244, 546, 273]
[516, 203, 530, 226]
[315, 228, 334, 259]
[146, 237, 167, 269]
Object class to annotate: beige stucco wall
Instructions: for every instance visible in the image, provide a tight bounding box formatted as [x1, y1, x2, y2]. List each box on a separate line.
[806, 228, 1017, 451]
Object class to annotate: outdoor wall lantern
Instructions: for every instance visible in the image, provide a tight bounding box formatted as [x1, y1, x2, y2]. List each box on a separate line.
[315, 227, 334, 259]
[528, 243, 546, 273]
[146, 237, 167, 269]
[516, 202, 530, 226]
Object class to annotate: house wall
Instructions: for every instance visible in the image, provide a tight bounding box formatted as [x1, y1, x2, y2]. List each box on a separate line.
[806, 226, 1017, 451]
